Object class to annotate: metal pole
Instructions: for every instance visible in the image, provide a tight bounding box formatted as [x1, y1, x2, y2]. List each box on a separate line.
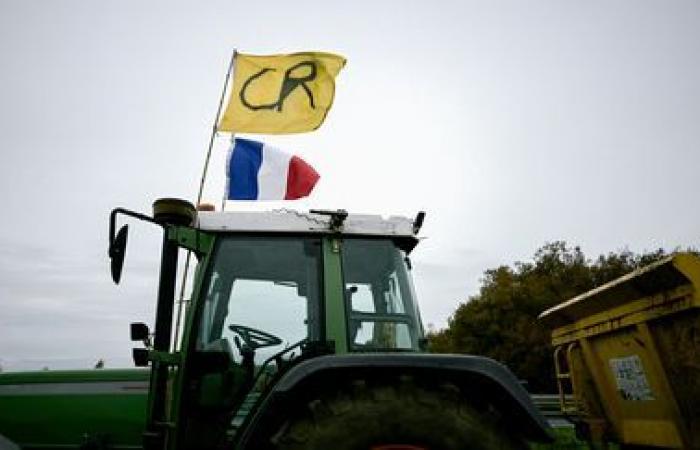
[144, 231, 180, 448]
[173, 50, 237, 349]
[197, 49, 237, 205]
[221, 133, 236, 212]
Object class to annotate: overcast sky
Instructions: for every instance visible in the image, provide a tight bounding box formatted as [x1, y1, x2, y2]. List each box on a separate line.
[1, 1, 699, 371]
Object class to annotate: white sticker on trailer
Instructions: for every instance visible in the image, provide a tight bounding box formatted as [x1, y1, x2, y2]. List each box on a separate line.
[609, 355, 654, 401]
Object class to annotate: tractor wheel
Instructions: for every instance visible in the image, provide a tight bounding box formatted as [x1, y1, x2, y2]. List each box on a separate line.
[270, 379, 525, 450]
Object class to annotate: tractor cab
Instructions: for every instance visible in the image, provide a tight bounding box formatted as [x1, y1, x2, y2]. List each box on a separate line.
[176, 210, 427, 447]
[194, 209, 425, 367]
[110, 201, 429, 449]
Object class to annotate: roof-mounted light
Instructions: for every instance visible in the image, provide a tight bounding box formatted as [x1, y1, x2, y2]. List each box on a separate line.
[413, 211, 426, 234]
[153, 198, 197, 226]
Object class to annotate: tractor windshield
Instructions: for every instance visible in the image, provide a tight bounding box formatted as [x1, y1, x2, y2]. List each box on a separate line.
[196, 236, 322, 364]
[342, 239, 423, 351]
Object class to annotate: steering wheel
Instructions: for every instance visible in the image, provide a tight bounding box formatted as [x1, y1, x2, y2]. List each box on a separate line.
[228, 324, 283, 351]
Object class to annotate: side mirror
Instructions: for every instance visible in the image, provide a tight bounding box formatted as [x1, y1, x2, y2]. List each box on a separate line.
[133, 348, 150, 367]
[130, 322, 150, 342]
[109, 225, 129, 284]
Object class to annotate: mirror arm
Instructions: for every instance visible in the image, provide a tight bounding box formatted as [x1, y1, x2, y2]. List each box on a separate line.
[109, 207, 160, 246]
[109, 208, 164, 284]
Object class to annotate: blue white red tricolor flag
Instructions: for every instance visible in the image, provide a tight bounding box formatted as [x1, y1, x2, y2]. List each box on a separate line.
[226, 138, 320, 200]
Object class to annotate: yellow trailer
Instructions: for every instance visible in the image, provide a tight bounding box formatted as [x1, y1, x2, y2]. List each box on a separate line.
[539, 253, 700, 449]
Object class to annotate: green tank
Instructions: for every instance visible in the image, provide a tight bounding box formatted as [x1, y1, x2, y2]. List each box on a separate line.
[0, 369, 148, 448]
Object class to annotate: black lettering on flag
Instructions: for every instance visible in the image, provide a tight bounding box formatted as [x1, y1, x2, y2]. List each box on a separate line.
[240, 61, 317, 112]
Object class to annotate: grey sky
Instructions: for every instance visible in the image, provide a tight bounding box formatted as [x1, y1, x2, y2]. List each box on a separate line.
[1, 1, 699, 370]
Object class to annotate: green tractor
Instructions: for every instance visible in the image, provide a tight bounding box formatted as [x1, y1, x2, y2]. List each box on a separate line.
[1, 198, 552, 450]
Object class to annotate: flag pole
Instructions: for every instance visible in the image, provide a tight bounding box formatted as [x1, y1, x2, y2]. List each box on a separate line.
[197, 49, 237, 205]
[173, 49, 237, 349]
[221, 133, 235, 212]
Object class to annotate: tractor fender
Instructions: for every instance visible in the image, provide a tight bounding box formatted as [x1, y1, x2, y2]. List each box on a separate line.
[237, 353, 552, 448]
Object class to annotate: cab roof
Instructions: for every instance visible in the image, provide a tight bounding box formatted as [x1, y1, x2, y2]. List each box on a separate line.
[196, 209, 419, 243]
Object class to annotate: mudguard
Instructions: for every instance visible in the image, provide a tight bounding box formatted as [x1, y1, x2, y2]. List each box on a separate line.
[236, 353, 552, 449]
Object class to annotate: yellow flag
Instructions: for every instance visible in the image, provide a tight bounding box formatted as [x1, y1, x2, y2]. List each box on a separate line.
[217, 52, 346, 134]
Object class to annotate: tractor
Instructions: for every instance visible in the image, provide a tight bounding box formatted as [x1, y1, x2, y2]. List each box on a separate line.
[107, 198, 551, 450]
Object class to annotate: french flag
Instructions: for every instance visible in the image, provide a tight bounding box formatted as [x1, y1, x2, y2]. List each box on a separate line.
[226, 138, 320, 200]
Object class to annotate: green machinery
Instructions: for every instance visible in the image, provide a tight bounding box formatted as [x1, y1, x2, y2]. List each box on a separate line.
[0, 198, 551, 450]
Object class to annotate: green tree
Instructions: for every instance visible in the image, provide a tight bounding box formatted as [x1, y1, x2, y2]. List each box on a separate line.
[427, 242, 669, 392]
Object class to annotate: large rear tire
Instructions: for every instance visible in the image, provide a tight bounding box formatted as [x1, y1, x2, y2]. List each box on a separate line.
[270, 379, 525, 450]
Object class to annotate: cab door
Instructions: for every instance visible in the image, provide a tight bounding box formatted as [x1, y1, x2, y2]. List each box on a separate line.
[170, 235, 324, 450]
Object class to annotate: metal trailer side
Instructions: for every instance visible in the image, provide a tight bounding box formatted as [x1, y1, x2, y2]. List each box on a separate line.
[539, 253, 700, 449]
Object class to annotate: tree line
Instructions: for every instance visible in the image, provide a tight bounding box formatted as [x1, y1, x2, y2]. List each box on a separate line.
[426, 242, 676, 393]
